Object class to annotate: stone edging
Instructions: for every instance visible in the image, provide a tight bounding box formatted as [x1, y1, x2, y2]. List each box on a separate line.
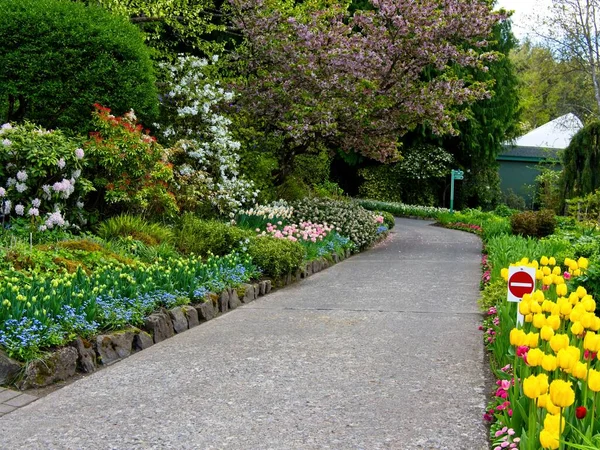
[0, 248, 356, 391]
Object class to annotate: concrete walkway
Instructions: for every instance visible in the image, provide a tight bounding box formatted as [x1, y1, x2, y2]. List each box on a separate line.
[0, 219, 488, 450]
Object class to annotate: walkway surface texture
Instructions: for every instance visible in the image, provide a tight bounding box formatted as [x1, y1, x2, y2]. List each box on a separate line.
[0, 218, 488, 450]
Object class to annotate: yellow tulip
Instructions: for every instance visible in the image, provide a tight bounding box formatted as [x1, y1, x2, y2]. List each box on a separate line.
[592, 316, 600, 331]
[582, 296, 596, 312]
[577, 286, 588, 298]
[549, 257, 556, 266]
[530, 301, 542, 314]
[543, 266, 552, 276]
[570, 303, 585, 322]
[578, 257, 589, 270]
[541, 325, 555, 341]
[574, 269, 582, 277]
[556, 284, 568, 297]
[550, 334, 570, 353]
[582, 312, 595, 329]
[510, 328, 527, 346]
[584, 332, 600, 352]
[527, 348, 544, 367]
[588, 369, 600, 392]
[501, 267, 509, 280]
[545, 395, 561, 415]
[571, 321, 584, 335]
[527, 332, 540, 348]
[537, 373, 549, 395]
[540, 429, 560, 449]
[524, 374, 543, 399]
[533, 313, 546, 329]
[544, 413, 565, 434]
[542, 354, 558, 372]
[536, 269, 544, 280]
[552, 266, 561, 276]
[559, 301, 572, 317]
[542, 300, 555, 313]
[541, 256, 549, 266]
[543, 275, 554, 286]
[519, 300, 531, 315]
[532, 260, 540, 269]
[521, 257, 530, 265]
[564, 257, 573, 268]
[549, 379, 575, 407]
[533, 290, 545, 303]
[569, 292, 580, 305]
[572, 361, 588, 380]
[525, 314, 534, 323]
[557, 347, 579, 371]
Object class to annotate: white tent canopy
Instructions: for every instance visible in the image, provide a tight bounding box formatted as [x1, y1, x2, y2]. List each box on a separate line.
[511, 113, 583, 149]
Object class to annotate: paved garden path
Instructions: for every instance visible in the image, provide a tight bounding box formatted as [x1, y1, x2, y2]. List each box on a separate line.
[0, 218, 488, 450]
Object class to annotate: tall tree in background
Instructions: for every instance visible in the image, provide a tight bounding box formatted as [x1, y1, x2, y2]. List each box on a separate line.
[445, 15, 521, 208]
[228, 0, 505, 181]
[77, 0, 224, 57]
[540, 0, 600, 118]
[511, 40, 596, 130]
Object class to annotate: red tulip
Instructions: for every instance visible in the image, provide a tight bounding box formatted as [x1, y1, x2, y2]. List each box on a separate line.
[576, 406, 587, 419]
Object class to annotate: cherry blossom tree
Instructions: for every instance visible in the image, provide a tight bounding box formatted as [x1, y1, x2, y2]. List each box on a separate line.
[228, 0, 506, 177]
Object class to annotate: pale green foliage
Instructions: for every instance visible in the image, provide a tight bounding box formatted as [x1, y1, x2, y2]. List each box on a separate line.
[81, 0, 224, 56]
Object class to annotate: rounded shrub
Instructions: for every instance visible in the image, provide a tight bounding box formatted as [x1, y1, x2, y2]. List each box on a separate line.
[510, 209, 556, 238]
[292, 198, 379, 249]
[175, 214, 254, 257]
[246, 236, 305, 279]
[0, 0, 158, 134]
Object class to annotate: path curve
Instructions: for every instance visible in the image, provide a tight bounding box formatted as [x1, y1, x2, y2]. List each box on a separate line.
[0, 218, 488, 449]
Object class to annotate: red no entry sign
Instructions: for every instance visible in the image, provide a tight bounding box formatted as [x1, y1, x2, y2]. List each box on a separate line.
[508, 269, 535, 300]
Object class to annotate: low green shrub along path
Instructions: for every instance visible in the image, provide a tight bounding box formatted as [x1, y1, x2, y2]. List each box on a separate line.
[0, 219, 488, 449]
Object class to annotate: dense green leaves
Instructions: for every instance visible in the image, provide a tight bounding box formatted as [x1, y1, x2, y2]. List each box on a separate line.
[0, 0, 158, 134]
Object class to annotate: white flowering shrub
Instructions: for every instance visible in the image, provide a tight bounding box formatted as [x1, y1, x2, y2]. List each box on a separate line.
[235, 200, 294, 229]
[291, 198, 380, 250]
[0, 122, 93, 231]
[157, 55, 258, 216]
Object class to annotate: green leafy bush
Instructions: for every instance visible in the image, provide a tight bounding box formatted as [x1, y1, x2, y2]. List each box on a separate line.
[493, 204, 516, 218]
[510, 209, 556, 238]
[85, 105, 177, 218]
[246, 236, 305, 278]
[292, 198, 378, 249]
[0, 0, 158, 133]
[358, 144, 453, 205]
[175, 214, 253, 257]
[479, 278, 507, 311]
[96, 214, 174, 246]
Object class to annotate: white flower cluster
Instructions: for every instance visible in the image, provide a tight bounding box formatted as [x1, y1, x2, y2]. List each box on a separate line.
[158, 56, 259, 215]
[238, 202, 294, 221]
[0, 123, 87, 230]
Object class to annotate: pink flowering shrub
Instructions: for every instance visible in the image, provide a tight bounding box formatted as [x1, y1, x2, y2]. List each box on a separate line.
[0, 122, 92, 230]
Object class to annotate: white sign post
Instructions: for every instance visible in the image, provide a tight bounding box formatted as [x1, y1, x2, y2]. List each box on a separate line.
[507, 266, 537, 326]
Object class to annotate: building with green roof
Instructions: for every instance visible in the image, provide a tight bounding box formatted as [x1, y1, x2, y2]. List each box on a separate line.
[497, 113, 583, 205]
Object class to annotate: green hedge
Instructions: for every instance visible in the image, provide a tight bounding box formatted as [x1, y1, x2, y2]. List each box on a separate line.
[0, 0, 158, 133]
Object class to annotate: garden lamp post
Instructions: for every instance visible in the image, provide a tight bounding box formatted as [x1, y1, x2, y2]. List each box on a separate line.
[450, 169, 464, 213]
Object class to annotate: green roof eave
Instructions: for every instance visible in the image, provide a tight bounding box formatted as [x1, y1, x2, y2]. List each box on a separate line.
[496, 155, 546, 162]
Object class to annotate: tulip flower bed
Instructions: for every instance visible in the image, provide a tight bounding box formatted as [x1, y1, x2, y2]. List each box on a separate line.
[483, 252, 600, 449]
